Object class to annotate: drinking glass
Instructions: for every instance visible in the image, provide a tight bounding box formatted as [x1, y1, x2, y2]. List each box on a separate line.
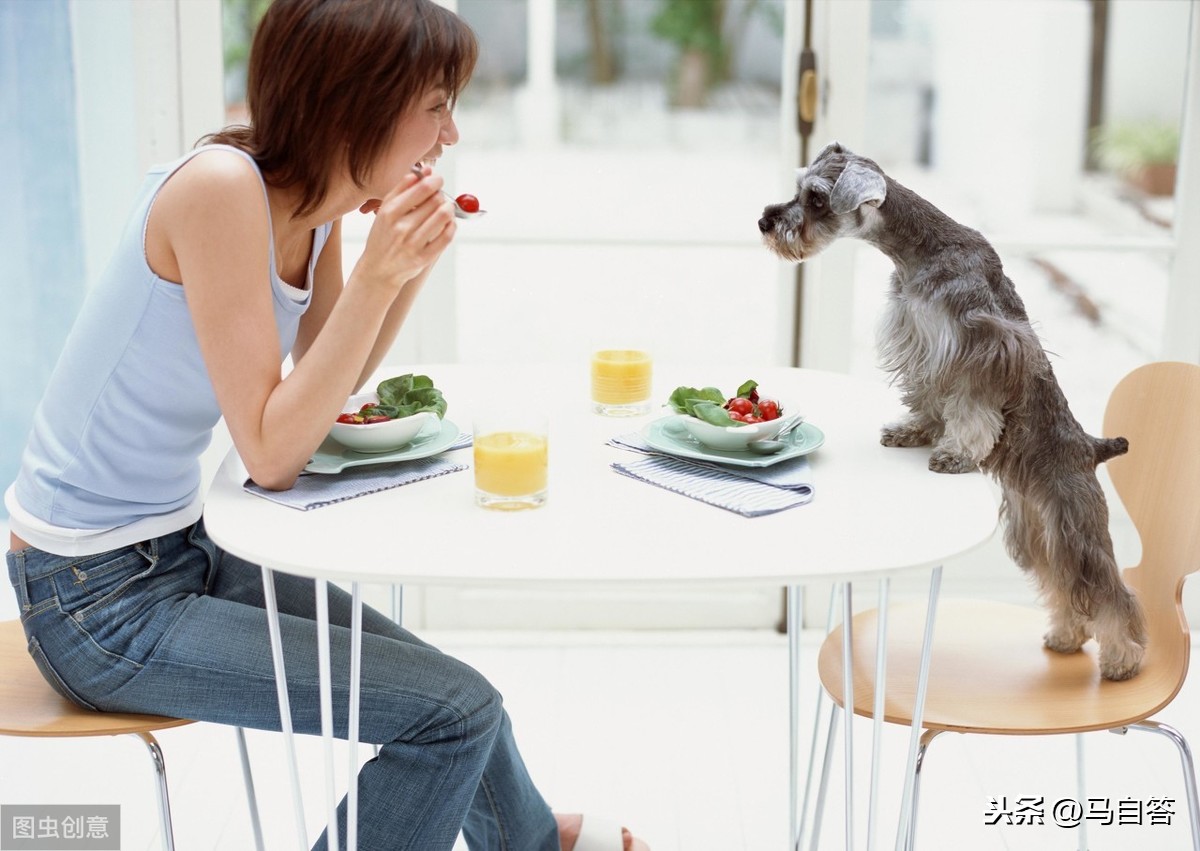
[590, 349, 653, 416]
[473, 413, 549, 510]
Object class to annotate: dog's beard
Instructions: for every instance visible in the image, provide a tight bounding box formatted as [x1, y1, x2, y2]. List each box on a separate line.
[761, 229, 809, 262]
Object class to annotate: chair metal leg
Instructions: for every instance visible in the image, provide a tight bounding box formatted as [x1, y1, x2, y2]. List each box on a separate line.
[1075, 733, 1088, 851]
[1123, 720, 1200, 850]
[235, 727, 266, 851]
[901, 728, 942, 851]
[134, 731, 175, 851]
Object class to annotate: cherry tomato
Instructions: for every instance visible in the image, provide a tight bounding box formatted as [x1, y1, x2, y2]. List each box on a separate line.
[728, 411, 745, 422]
[455, 193, 480, 213]
[743, 415, 763, 424]
[364, 415, 391, 424]
[758, 399, 780, 421]
[727, 397, 753, 416]
[336, 413, 359, 424]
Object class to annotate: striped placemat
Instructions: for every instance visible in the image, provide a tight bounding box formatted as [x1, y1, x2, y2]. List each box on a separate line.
[609, 433, 813, 517]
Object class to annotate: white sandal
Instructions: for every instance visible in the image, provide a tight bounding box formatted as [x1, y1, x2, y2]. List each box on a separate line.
[573, 815, 650, 851]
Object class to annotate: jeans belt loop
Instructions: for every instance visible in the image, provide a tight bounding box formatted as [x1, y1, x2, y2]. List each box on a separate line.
[10, 549, 32, 612]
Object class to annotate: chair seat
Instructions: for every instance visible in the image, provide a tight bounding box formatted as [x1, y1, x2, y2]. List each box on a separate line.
[817, 598, 1186, 735]
[0, 620, 193, 737]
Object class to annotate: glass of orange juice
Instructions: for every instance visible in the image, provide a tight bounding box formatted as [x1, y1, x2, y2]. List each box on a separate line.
[590, 349, 653, 416]
[473, 413, 549, 510]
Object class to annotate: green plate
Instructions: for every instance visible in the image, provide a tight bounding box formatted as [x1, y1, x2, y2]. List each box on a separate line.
[641, 418, 824, 468]
[305, 418, 461, 474]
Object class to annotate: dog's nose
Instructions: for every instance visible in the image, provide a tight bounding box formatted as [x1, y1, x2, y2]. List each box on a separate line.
[758, 216, 773, 234]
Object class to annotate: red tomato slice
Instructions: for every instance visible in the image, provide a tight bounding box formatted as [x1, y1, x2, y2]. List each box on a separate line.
[455, 193, 480, 213]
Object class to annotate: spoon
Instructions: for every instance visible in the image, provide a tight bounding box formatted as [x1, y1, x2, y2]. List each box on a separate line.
[745, 414, 806, 456]
[443, 189, 487, 219]
[411, 165, 487, 219]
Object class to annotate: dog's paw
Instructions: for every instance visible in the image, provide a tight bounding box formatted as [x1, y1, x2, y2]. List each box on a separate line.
[927, 450, 977, 474]
[1099, 639, 1145, 681]
[880, 424, 933, 448]
[1043, 629, 1087, 655]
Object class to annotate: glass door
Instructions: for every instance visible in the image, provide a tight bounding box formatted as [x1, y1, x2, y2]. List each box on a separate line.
[799, 0, 1198, 618]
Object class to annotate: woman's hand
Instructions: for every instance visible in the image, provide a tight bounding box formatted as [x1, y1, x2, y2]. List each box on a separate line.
[352, 170, 457, 296]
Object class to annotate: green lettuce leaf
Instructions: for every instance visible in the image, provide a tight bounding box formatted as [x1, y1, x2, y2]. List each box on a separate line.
[374, 373, 448, 419]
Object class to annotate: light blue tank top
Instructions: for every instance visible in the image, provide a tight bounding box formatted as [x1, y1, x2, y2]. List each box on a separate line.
[13, 145, 332, 529]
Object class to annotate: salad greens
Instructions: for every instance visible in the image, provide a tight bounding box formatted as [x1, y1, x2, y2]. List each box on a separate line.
[667, 380, 760, 427]
[362, 374, 448, 420]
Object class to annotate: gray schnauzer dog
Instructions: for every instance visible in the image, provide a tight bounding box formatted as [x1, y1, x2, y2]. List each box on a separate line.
[758, 142, 1146, 681]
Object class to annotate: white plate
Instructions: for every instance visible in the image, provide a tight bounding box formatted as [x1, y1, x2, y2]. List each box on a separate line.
[641, 417, 824, 468]
[304, 418, 462, 474]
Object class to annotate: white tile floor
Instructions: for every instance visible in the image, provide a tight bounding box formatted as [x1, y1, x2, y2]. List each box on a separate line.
[2, 592, 1198, 851]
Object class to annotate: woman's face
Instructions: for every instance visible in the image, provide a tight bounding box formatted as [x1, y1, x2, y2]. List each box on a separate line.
[358, 86, 459, 213]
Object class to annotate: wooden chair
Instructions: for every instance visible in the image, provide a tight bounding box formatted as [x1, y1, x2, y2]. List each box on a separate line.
[815, 361, 1200, 850]
[0, 619, 265, 850]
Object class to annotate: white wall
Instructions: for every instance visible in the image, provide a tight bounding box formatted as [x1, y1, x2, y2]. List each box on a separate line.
[1105, 0, 1192, 122]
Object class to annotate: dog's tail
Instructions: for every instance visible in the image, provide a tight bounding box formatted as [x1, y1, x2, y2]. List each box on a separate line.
[1093, 435, 1129, 466]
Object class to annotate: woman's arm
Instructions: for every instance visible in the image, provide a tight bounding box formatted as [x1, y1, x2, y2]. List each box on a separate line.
[293, 220, 439, 393]
[153, 151, 455, 490]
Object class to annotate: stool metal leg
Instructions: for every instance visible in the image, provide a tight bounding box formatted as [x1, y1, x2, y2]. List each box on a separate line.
[235, 727, 266, 851]
[901, 729, 942, 851]
[1124, 721, 1200, 850]
[134, 731, 174, 851]
[1075, 734, 1088, 851]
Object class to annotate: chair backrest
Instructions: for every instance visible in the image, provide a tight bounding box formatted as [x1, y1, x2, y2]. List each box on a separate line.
[1103, 361, 1200, 695]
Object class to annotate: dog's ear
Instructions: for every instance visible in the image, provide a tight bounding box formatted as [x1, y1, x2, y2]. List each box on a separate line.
[814, 141, 846, 162]
[829, 161, 886, 215]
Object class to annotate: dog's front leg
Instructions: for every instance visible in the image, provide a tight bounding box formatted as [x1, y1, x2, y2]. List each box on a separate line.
[880, 412, 940, 448]
[928, 393, 1003, 474]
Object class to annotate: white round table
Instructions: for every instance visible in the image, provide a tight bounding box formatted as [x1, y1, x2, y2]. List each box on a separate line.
[203, 362, 999, 851]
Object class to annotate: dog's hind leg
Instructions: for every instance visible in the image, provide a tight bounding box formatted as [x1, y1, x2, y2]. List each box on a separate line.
[1042, 475, 1147, 680]
[1003, 489, 1091, 653]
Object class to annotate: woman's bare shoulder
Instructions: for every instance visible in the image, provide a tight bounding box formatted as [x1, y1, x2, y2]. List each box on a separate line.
[159, 147, 264, 210]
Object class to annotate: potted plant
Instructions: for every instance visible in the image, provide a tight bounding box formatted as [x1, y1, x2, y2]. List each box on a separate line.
[650, 0, 728, 108]
[1091, 120, 1181, 197]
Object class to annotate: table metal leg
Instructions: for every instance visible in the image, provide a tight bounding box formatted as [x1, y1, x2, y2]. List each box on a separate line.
[348, 582, 363, 851]
[841, 583, 855, 850]
[809, 702, 840, 851]
[314, 579, 340, 851]
[867, 577, 891, 851]
[261, 566, 309, 850]
[798, 585, 842, 849]
[894, 565, 943, 851]
[787, 584, 803, 851]
[391, 584, 405, 626]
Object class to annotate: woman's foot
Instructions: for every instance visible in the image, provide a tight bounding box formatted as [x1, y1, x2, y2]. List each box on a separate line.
[556, 813, 649, 851]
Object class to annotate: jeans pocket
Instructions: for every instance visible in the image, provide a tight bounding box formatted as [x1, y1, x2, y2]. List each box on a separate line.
[26, 633, 100, 711]
[50, 546, 157, 623]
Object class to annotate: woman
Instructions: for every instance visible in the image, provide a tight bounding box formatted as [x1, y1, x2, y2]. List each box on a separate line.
[4, 1, 646, 848]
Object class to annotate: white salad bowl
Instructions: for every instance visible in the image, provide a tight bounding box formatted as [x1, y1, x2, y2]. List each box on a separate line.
[674, 409, 800, 452]
[328, 392, 439, 453]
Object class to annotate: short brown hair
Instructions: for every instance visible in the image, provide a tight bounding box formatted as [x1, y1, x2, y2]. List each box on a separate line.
[205, 0, 477, 218]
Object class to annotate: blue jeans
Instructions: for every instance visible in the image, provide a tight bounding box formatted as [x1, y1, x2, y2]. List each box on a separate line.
[6, 520, 557, 851]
